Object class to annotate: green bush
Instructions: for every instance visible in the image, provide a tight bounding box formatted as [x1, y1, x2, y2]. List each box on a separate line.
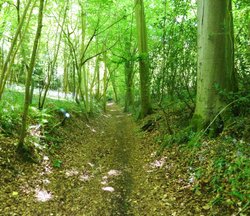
[0, 101, 22, 135]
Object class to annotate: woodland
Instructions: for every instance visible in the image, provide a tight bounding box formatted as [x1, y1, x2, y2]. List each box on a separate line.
[0, 0, 249, 215]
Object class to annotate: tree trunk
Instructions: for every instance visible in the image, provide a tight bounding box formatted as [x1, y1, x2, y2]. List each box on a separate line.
[0, 1, 35, 98]
[134, 0, 152, 118]
[18, 0, 45, 152]
[63, 49, 69, 97]
[192, 0, 236, 132]
[89, 56, 100, 112]
[124, 58, 134, 112]
[103, 53, 108, 112]
[39, 1, 68, 109]
[0, 0, 32, 99]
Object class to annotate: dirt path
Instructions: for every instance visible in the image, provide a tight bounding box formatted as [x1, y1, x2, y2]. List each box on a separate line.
[1, 103, 245, 215]
[1, 103, 177, 215]
[44, 103, 164, 215]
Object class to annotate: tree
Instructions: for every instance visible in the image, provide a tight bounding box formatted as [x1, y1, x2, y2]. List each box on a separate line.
[124, 39, 135, 112]
[134, 0, 152, 118]
[18, 0, 45, 152]
[39, 0, 69, 109]
[192, 0, 237, 132]
[0, 0, 32, 99]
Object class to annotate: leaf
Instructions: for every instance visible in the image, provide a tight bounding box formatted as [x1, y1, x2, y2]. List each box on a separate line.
[202, 204, 210, 210]
[12, 191, 18, 196]
[53, 159, 62, 168]
[195, 190, 202, 196]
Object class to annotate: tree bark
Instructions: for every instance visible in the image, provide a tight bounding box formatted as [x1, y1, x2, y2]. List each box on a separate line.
[124, 57, 134, 112]
[134, 0, 152, 118]
[193, 0, 237, 132]
[18, 0, 45, 151]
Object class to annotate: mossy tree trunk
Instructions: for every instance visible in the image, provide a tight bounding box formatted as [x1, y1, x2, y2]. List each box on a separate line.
[124, 53, 134, 112]
[18, 0, 45, 152]
[193, 0, 237, 132]
[134, 0, 152, 118]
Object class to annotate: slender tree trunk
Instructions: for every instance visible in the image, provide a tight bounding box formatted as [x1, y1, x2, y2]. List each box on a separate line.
[0, 0, 32, 99]
[18, 0, 45, 152]
[107, 64, 119, 103]
[0, 2, 35, 97]
[124, 59, 134, 112]
[63, 49, 69, 97]
[103, 53, 108, 112]
[78, 3, 90, 112]
[72, 60, 77, 99]
[159, 0, 167, 105]
[111, 72, 118, 102]
[40, 1, 68, 109]
[134, 0, 152, 118]
[96, 63, 100, 100]
[192, 0, 237, 132]
[89, 56, 100, 113]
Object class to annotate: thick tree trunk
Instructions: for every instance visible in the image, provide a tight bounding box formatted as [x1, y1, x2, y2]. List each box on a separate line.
[18, 0, 45, 151]
[134, 0, 152, 118]
[193, 0, 236, 132]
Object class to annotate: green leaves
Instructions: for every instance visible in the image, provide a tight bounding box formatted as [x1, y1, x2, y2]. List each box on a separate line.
[53, 159, 62, 168]
[29, 106, 51, 126]
[12, 191, 19, 197]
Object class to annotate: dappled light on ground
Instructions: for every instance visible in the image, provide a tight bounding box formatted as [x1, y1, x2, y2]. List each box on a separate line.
[0, 104, 249, 215]
[35, 189, 53, 202]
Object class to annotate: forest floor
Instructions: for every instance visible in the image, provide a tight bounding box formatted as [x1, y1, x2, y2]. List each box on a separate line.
[0, 102, 248, 215]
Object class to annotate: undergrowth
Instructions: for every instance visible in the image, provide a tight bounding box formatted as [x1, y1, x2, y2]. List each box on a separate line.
[144, 98, 250, 214]
[0, 89, 83, 156]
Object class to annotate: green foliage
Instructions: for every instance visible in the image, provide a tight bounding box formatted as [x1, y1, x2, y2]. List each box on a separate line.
[161, 128, 197, 148]
[29, 106, 52, 125]
[0, 91, 23, 135]
[214, 82, 250, 114]
[186, 136, 250, 212]
[154, 100, 250, 212]
[0, 103, 21, 135]
[53, 159, 62, 168]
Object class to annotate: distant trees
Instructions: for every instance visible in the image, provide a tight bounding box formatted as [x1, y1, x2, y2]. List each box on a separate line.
[0, 0, 33, 99]
[192, 0, 237, 132]
[0, 0, 248, 134]
[38, 0, 69, 109]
